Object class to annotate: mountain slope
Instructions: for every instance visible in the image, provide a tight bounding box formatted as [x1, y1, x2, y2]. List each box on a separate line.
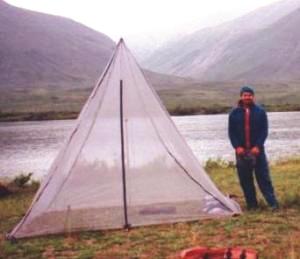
[0, 1, 195, 91]
[200, 8, 300, 81]
[143, 0, 300, 81]
[0, 0, 115, 89]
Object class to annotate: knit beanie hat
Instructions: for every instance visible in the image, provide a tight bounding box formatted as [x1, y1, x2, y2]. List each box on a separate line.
[240, 86, 255, 96]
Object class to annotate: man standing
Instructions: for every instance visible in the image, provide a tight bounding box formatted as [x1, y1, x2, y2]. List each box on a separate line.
[228, 86, 279, 210]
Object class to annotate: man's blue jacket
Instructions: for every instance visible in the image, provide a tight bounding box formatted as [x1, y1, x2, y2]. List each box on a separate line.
[228, 102, 268, 150]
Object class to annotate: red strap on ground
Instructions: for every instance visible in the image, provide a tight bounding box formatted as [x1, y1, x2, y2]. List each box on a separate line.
[180, 246, 258, 259]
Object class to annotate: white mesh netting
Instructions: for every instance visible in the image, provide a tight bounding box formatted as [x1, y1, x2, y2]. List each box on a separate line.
[9, 39, 241, 239]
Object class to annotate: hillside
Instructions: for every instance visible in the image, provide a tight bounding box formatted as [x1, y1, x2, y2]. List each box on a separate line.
[0, 1, 197, 91]
[207, 7, 300, 81]
[0, 0, 203, 119]
[0, 0, 115, 89]
[143, 0, 300, 82]
[1, 0, 300, 120]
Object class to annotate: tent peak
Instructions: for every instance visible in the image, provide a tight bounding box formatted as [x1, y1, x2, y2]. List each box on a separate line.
[117, 38, 125, 45]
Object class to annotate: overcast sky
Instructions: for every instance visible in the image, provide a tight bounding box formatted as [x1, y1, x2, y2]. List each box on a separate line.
[6, 0, 280, 42]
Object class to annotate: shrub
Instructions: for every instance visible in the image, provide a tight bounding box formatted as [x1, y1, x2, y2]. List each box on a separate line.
[205, 158, 235, 170]
[12, 173, 33, 188]
[0, 182, 11, 197]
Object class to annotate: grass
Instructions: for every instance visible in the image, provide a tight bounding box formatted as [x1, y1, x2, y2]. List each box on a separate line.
[1, 157, 300, 258]
[158, 81, 300, 116]
[1, 81, 300, 121]
[0, 111, 79, 122]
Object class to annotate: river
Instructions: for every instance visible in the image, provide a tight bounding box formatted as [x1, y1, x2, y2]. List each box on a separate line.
[0, 111, 300, 179]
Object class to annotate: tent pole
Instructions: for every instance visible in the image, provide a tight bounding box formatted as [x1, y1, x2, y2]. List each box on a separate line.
[120, 80, 130, 229]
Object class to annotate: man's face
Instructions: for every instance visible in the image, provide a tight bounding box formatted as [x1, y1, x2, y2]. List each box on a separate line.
[241, 92, 254, 105]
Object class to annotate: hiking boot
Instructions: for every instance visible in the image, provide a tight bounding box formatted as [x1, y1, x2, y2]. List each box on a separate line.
[270, 205, 279, 212]
[247, 205, 258, 211]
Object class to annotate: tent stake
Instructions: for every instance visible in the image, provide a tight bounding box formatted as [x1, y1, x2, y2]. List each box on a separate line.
[120, 80, 130, 229]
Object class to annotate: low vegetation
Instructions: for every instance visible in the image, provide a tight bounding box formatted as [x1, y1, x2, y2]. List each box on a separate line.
[1, 81, 300, 121]
[0, 87, 88, 122]
[0, 111, 79, 122]
[1, 157, 300, 258]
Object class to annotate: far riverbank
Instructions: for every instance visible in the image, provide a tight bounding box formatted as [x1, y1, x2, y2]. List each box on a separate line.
[1, 104, 300, 122]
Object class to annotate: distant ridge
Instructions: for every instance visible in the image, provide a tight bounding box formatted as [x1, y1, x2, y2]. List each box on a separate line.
[0, 1, 195, 91]
[1, 0, 300, 118]
[143, 0, 300, 82]
[0, 0, 115, 89]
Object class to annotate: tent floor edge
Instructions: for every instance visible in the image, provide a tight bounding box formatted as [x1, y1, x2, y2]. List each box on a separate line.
[5, 233, 17, 244]
[124, 223, 131, 230]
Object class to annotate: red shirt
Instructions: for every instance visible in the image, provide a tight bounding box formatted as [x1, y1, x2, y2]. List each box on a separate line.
[244, 107, 251, 149]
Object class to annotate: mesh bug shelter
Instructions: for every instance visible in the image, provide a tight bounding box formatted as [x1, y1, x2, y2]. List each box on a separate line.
[9, 39, 241, 239]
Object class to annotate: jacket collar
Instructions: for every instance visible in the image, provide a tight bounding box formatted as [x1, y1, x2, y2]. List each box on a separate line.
[237, 99, 255, 109]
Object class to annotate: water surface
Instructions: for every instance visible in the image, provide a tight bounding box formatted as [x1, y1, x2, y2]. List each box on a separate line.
[1, 112, 299, 179]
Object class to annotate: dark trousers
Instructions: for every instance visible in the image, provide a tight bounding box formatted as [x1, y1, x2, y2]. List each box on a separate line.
[236, 151, 278, 209]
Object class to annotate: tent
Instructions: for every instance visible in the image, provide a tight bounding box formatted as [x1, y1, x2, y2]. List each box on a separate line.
[9, 39, 241, 239]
